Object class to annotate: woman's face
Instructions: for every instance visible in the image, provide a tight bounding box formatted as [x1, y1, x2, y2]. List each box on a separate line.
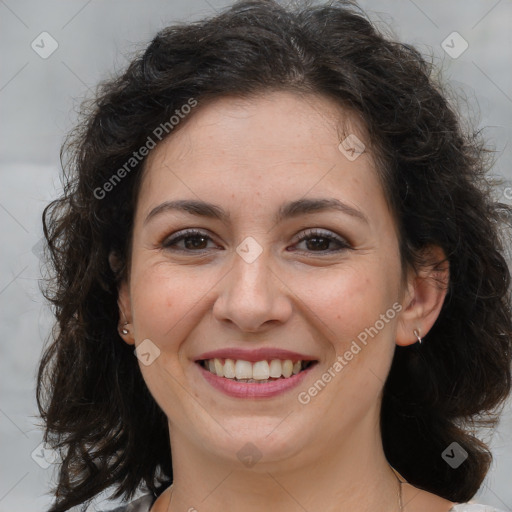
[119, 91, 416, 468]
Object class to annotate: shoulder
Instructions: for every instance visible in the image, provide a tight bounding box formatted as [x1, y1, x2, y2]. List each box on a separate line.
[449, 504, 507, 512]
[99, 493, 155, 512]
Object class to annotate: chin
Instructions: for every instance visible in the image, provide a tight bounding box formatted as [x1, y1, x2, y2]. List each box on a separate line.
[198, 415, 314, 466]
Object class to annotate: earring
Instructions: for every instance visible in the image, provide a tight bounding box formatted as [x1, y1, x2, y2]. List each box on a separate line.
[118, 301, 130, 336]
[413, 328, 422, 344]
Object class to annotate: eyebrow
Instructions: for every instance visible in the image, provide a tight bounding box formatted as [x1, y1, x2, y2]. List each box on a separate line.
[144, 197, 368, 226]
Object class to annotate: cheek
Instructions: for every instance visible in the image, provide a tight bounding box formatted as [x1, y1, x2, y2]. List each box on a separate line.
[129, 265, 202, 409]
[300, 269, 399, 399]
[130, 260, 223, 346]
[293, 263, 397, 346]
[130, 263, 188, 340]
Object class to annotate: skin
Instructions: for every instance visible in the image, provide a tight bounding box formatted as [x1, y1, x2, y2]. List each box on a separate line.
[117, 91, 452, 512]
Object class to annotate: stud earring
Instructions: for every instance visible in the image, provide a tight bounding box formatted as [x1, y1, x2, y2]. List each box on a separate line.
[118, 301, 130, 336]
[413, 328, 422, 344]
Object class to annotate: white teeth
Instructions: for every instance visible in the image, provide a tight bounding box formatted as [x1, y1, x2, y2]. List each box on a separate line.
[203, 357, 311, 380]
[269, 359, 282, 378]
[282, 360, 293, 378]
[214, 358, 224, 377]
[235, 359, 253, 380]
[252, 360, 270, 380]
[223, 358, 236, 379]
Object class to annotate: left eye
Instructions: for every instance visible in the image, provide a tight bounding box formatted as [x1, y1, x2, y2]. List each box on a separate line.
[291, 229, 350, 253]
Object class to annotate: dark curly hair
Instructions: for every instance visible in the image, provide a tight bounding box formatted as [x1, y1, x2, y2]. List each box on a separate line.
[37, 0, 512, 510]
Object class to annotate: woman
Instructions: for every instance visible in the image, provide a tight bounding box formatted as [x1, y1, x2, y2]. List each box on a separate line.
[36, 1, 512, 511]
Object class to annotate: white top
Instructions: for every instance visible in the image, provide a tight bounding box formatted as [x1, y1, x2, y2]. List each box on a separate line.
[103, 495, 507, 512]
[449, 505, 507, 512]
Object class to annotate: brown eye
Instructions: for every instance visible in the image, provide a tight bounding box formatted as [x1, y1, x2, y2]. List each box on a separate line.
[162, 229, 218, 252]
[291, 229, 351, 254]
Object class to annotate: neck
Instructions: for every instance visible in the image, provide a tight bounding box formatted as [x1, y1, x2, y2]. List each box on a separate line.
[160, 409, 401, 512]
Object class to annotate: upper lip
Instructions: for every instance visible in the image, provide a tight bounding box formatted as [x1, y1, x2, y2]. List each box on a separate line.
[195, 348, 317, 363]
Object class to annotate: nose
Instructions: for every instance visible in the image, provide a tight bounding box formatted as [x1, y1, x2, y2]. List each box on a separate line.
[212, 247, 293, 333]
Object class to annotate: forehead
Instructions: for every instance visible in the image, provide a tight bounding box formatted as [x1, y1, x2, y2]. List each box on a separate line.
[146, 91, 365, 164]
[136, 91, 385, 222]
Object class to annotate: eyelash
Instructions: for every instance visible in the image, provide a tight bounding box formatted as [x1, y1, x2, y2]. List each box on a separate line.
[161, 228, 351, 254]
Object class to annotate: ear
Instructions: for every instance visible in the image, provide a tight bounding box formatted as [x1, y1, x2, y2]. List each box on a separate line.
[396, 245, 450, 347]
[109, 251, 135, 346]
[117, 279, 135, 346]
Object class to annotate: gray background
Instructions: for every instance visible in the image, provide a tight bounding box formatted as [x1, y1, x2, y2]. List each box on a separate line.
[1, 1, 511, 511]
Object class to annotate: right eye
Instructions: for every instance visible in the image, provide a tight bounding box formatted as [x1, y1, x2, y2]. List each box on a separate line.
[161, 229, 220, 253]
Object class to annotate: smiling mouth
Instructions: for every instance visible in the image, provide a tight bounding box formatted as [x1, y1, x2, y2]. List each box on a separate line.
[198, 358, 317, 383]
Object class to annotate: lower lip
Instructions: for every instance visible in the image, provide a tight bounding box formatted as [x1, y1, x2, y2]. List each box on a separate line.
[196, 362, 316, 399]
